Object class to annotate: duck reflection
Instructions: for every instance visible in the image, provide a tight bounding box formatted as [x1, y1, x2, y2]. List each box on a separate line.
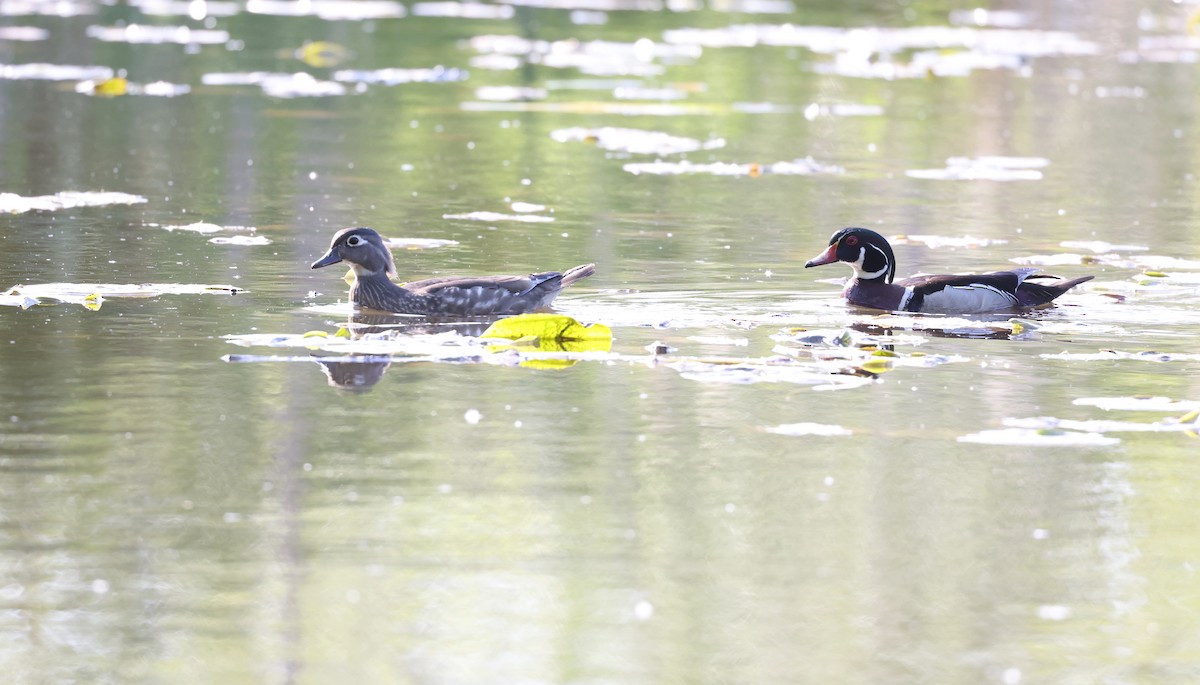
[313, 311, 495, 392]
[315, 356, 393, 392]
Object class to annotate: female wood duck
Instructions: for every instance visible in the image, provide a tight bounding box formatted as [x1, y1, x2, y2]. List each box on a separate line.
[805, 227, 1093, 314]
[311, 227, 595, 316]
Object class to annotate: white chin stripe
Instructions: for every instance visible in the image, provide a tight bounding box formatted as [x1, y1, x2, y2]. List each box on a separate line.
[850, 246, 890, 280]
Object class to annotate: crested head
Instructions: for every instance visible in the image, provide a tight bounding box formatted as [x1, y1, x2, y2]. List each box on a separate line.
[311, 226, 396, 278]
[805, 227, 896, 283]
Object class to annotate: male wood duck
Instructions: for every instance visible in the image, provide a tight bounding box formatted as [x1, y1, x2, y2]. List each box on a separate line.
[311, 227, 595, 316]
[805, 227, 1093, 314]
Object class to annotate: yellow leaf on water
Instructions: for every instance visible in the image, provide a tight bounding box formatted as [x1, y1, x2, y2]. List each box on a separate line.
[93, 77, 128, 97]
[302, 330, 329, 338]
[482, 314, 612, 363]
[858, 358, 893, 375]
[483, 313, 610, 343]
[295, 41, 351, 68]
[334, 327, 351, 339]
[343, 268, 355, 285]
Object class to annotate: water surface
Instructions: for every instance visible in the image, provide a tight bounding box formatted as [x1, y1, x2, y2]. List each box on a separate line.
[3, 1, 1200, 683]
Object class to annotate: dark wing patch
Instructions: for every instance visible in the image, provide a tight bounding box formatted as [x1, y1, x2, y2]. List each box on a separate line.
[896, 271, 1024, 293]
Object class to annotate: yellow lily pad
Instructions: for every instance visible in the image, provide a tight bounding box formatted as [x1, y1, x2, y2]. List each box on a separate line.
[482, 314, 612, 367]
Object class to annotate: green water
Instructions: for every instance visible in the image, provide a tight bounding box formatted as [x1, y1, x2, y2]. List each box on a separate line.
[3, 1, 1200, 683]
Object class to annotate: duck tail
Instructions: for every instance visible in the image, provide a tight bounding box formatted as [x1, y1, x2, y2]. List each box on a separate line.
[560, 263, 596, 287]
[1018, 274, 1094, 306]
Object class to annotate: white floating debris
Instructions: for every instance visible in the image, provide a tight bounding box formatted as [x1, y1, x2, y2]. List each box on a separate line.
[1004, 416, 1199, 434]
[245, 0, 405, 19]
[687, 335, 749, 346]
[892, 234, 1008, 249]
[1059, 240, 1149, 253]
[763, 422, 853, 436]
[130, 0, 242, 17]
[159, 221, 255, 234]
[0, 26, 49, 40]
[384, 237, 460, 249]
[443, 211, 554, 223]
[86, 24, 230, 44]
[907, 156, 1049, 181]
[209, 235, 272, 246]
[412, 1, 513, 18]
[662, 24, 1099, 58]
[623, 157, 843, 176]
[202, 71, 347, 97]
[2, 282, 243, 309]
[0, 63, 114, 81]
[1072, 396, 1200, 412]
[551, 126, 725, 155]
[510, 202, 547, 213]
[957, 428, 1120, 447]
[474, 85, 547, 101]
[802, 102, 885, 119]
[1043, 350, 1200, 363]
[0, 191, 147, 214]
[333, 66, 467, 85]
[463, 408, 483, 424]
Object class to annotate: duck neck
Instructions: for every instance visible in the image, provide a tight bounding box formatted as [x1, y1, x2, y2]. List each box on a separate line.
[350, 271, 420, 312]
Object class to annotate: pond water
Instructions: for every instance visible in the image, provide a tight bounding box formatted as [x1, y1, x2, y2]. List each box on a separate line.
[3, 0, 1200, 683]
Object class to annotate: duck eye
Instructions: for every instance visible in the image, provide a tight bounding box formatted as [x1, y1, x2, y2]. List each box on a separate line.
[346, 235, 365, 247]
[844, 235, 859, 246]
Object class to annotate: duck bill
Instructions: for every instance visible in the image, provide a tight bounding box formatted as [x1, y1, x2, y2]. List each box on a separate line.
[310, 248, 342, 269]
[805, 243, 839, 268]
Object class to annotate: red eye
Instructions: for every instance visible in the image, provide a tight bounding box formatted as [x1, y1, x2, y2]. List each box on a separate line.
[845, 235, 859, 246]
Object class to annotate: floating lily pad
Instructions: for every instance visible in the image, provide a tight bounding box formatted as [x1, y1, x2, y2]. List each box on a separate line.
[481, 313, 612, 349]
[957, 428, 1120, 447]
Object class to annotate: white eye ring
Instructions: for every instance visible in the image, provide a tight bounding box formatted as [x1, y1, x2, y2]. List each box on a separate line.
[346, 235, 365, 247]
